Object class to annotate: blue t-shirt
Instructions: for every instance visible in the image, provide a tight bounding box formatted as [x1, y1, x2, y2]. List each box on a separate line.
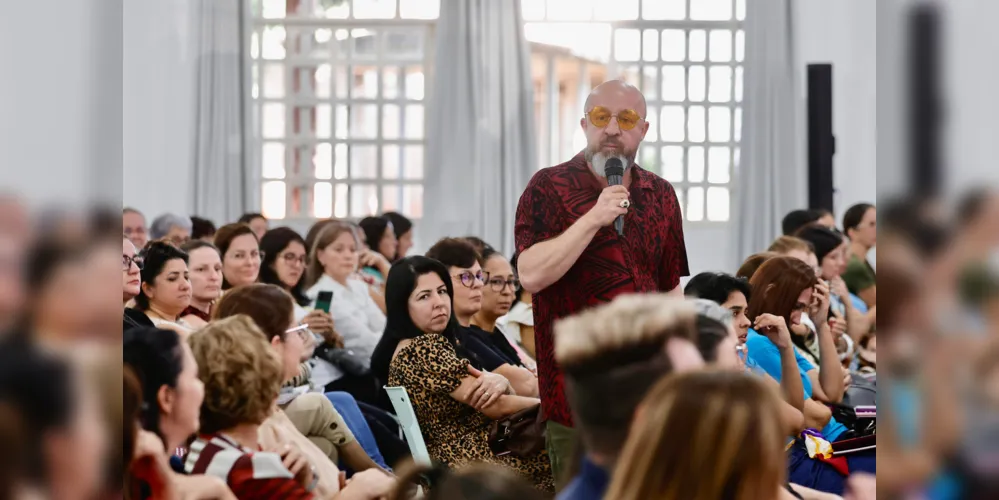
[745, 329, 847, 441]
[557, 457, 610, 500]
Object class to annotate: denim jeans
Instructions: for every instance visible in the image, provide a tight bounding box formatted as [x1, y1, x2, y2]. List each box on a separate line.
[324, 391, 390, 471]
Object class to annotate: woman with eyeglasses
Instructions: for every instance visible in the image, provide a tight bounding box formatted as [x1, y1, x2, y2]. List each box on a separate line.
[471, 246, 538, 373]
[177, 240, 223, 329]
[122, 236, 156, 331]
[213, 223, 261, 290]
[425, 238, 539, 399]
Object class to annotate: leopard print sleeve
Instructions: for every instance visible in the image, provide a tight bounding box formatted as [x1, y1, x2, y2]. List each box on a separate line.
[400, 334, 469, 394]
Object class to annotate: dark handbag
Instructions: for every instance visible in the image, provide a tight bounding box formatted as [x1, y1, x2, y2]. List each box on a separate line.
[314, 343, 371, 377]
[487, 404, 546, 458]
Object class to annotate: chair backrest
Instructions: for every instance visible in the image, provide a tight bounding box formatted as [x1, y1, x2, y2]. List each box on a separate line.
[384, 386, 432, 466]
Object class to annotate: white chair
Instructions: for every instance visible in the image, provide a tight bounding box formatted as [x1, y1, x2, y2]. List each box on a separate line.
[384, 386, 432, 467]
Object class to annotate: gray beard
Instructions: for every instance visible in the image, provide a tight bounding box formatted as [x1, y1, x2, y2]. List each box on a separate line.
[587, 151, 630, 178]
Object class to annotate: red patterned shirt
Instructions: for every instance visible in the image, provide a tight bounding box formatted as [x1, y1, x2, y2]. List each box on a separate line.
[184, 433, 314, 500]
[514, 153, 689, 427]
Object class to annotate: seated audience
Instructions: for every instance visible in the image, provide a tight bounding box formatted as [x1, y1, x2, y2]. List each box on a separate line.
[605, 370, 790, 500]
[237, 212, 269, 241]
[305, 223, 386, 399]
[259, 227, 337, 331]
[133, 241, 193, 332]
[683, 272, 752, 342]
[381, 212, 414, 261]
[150, 214, 193, 246]
[736, 251, 778, 279]
[214, 223, 261, 290]
[123, 236, 147, 325]
[369, 256, 553, 491]
[769, 236, 820, 271]
[554, 295, 704, 500]
[499, 253, 536, 359]
[390, 463, 545, 500]
[782, 209, 823, 236]
[359, 216, 398, 278]
[796, 225, 871, 342]
[212, 284, 386, 476]
[842, 203, 877, 308]
[190, 216, 217, 243]
[305, 219, 337, 256]
[472, 247, 537, 372]
[426, 238, 538, 397]
[178, 241, 223, 328]
[123, 207, 149, 250]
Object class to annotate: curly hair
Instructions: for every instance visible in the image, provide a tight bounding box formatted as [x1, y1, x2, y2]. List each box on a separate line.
[187, 315, 282, 434]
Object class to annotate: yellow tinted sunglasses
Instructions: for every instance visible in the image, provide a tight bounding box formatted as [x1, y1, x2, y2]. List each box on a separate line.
[585, 106, 644, 131]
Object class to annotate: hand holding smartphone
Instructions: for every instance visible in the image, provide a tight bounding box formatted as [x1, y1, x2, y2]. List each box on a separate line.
[314, 291, 333, 313]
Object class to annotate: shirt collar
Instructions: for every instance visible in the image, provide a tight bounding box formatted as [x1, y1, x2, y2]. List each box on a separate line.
[568, 152, 655, 191]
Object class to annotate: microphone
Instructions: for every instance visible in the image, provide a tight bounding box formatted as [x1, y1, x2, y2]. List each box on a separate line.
[604, 157, 625, 236]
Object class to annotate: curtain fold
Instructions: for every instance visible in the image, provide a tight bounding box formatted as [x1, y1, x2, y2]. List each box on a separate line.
[734, 0, 806, 265]
[421, 0, 537, 256]
[190, 0, 247, 224]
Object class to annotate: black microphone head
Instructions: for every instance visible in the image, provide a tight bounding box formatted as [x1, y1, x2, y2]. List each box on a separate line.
[603, 157, 625, 178]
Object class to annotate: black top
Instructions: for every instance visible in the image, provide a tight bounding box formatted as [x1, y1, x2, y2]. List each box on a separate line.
[124, 308, 154, 333]
[458, 325, 522, 370]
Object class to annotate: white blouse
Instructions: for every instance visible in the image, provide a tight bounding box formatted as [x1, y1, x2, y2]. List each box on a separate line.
[305, 275, 386, 386]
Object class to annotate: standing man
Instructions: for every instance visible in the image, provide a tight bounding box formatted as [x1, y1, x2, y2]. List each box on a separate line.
[515, 80, 689, 483]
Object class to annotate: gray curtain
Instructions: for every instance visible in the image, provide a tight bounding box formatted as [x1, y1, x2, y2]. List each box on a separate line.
[421, 0, 537, 256]
[734, 0, 806, 264]
[190, 0, 248, 223]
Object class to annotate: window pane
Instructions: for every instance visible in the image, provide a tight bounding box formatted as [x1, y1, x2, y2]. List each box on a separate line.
[353, 66, 379, 98]
[708, 146, 731, 183]
[661, 29, 685, 62]
[645, 106, 658, 142]
[252, 63, 259, 98]
[314, 182, 333, 218]
[639, 145, 657, 170]
[404, 145, 424, 179]
[354, 0, 397, 19]
[643, 0, 685, 20]
[687, 146, 705, 182]
[642, 66, 659, 101]
[734, 106, 742, 142]
[661, 66, 685, 102]
[324, 2, 350, 18]
[383, 104, 401, 139]
[383, 66, 400, 99]
[691, 0, 733, 21]
[384, 31, 424, 60]
[262, 64, 284, 98]
[334, 183, 348, 218]
[351, 184, 379, 217]
[350, 145, 378, 178]
[706, 187, 730, 221]
[688, 105, 705, 143]
[676, 188, 685, 218]
[661, 145, 684, 181]
[402, 185, 424, 218]
[405, 67, 425, 99]
[595, 0, 637, 20]
[642, 29, 659, 62]
[335, 104, 348, 139]
[261, 26, 286, 60]
[708, 66, 733, 103]
[382, 185, 401, 212]
[547, 0, 593, 21]
[614, 29, 641, 62]
[316, 104, 332, 138]
[405, 104, 424, 139]
[686, 186, 704, 221]
[352, 30, 378, 59]
[334, 144, 348, 179]
[262, 181, 286, 219]
[315, 63, 331, 98]
[709, 30, 733, 62]
[522, 0, 545, 20]
[734, 147, 741, 170]
[708, 106, 731, 142]
[618, 65, 640, 87]
[737, 0, 746, 21]
[251, 31, 260, 59]
[689, 30, 706, 62]
[262, 143, 285, 179]
[383, 145, 400, 179]
[660, 106, 685, 141]
[314, 143, 333, 179]
[350, 104, 378, 139]
[334, 65, 348, 98]
[399, 0, 439, 19]
[735, 30, 745, 62]
[735, 66, 743, 102]
[262, 103, 285, 138]
[688, 66, 706, 102]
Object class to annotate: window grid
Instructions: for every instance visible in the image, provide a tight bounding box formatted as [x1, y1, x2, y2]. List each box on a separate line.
[251, 0, 436, 223]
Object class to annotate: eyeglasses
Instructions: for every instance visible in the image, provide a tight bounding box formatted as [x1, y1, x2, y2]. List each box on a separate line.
[123, 255, 144, 270]
[284, 324, 312, 342]
[483, 274, 520, 292]
[282, 252, 307, 266]
[585, 106, 644, 131]
[452, 270, 484, 288]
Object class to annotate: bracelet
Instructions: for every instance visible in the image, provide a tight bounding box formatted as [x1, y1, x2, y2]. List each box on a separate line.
[305, 465, 319, 492]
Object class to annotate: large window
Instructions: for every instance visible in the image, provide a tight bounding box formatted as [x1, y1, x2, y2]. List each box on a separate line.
[251, 0, 438, 222]
[525, 0, 745, 222]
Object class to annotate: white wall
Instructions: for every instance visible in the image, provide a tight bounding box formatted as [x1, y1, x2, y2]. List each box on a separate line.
[793, 0, 878, 224]
[122, 0, 198, 218]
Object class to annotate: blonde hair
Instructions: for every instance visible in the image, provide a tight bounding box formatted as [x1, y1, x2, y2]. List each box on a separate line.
[768, 235, 815, 256]
[187, 315, 282, 434]
[305, 221, 358, 288]
[604, 370, 786, 500]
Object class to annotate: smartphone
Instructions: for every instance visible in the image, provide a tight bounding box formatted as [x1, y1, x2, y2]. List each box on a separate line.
[315, 291, 333, 313]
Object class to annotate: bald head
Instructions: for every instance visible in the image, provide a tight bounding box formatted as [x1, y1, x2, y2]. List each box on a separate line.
[583, 80, 647, 118]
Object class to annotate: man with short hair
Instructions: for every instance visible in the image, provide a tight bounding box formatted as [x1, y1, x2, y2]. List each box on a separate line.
[515, 80, 689, 481]
[122, 207, 148, 249]
[554, 295, 703, 499]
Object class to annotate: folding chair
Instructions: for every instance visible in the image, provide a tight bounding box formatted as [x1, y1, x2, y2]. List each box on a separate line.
[384, 386, 432, 467]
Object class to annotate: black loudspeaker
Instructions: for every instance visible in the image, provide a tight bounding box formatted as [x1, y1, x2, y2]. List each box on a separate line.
[908, 4, 941, 197]
[807, 64, 836, 213]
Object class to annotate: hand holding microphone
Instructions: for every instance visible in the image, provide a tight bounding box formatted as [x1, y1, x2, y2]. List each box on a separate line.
[586, 185, 630, 229]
